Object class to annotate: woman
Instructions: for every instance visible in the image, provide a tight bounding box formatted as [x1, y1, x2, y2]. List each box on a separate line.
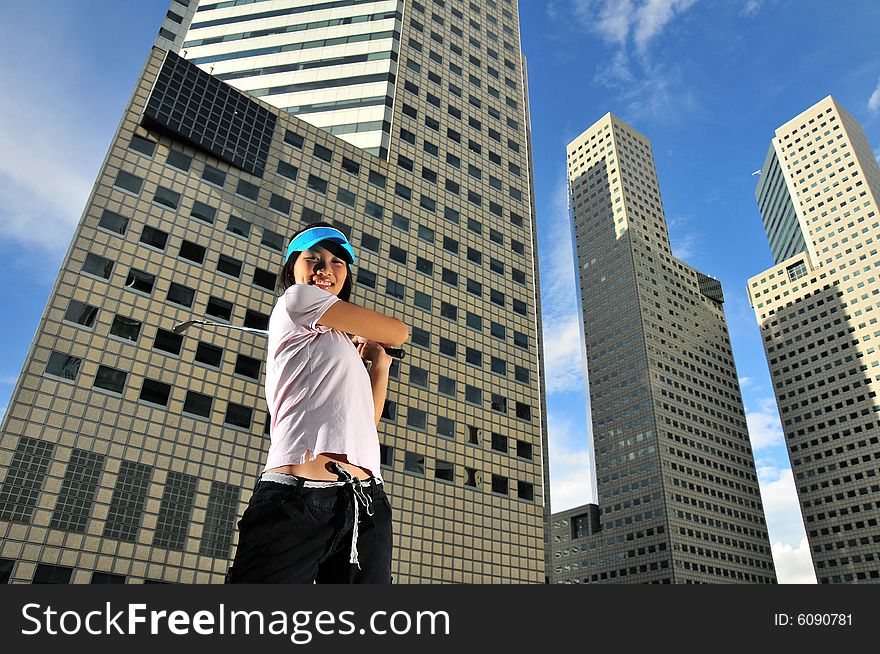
[226, 222, 408, 583]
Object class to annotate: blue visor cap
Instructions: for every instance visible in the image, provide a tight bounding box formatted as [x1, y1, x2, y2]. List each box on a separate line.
[285, 226, 355, 264]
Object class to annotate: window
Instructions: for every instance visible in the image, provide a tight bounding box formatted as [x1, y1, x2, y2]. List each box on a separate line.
[437, 416, 455, 439]
[153, 329, 183, 355]
[262, 229, 285, 252]
[512, 268, 526, 284]
[361, 233, 380, 252]
[466, 311, 482, 331]
[91, 572, 126, 584]
[435, 460, 455, 482]
[407, 407, 427, 430]
[490, 258, 504, 275]
[167, 282, 195, 307]
[389, 245, 407, 265]
[491, 432, 507, 452]
[466, 347, 482, 367]
[446, 152, 460, 168]
[491, 475, 508, 495]
[82, 253, 113, 279]
[179, 240, 206, 264]
[422, 166, 438, 183]
[284, 130, 304, 149]
[94, 365, 126, 393]
[365, 200, 384, 220]
[227, 216, 251, 238]
[341, 157, 360, 176]
[235, 179, 259, 201]
[398, 154, 414, 172]
[467, 425, 481, 445]
[235, 354, 261, 379]
[491, 394, 507, 413]
[380, 444, 394, 467]
[517, 481, 534, 501]
[202, 164, 226, 187]
[277, 161, 298, 180]
[191, 200, 216, 224]
[32, 564, 73, 585]
[307, 174, 327, 194]
[244, 309, 269, 330]
[787, 261, 808, 282]
[416, 256, 433, 276]
[224, 403, 252, 429]
[125, 268, 154, 294]
[113, 171, 142, 194]
[516, 440, 533, 460]
[513, 298, 527, 316]
[206, 296, 233, 321]
[269, 193, 291, 215]
[410, 366, 429, 388]
[368, 170, 387, 188]
[217, 254, 242, 278]
[514, 365, 530, 384]
[420, 195, 436, 212]
[465, 384, 482, 405]
[109, 315, 141, 342]
[466, 278, 482, 296]
[386, 279, 406, 300]
[357, 268, 376, 289]
[514, 331, 528, 349]
[467, 247, 482, 264]
[301, 207, 322, 224]
[439, 337, 456, 357]
[400, 128, 416, 144]
[98, 209, 129, 234]
[140, 379, 171, 406]
[414, 290, 432, 310]
[438, 375, 456, 397]
[489, 228, 503, 245]
[490, 289, 505, 306]
[467, 216, 482, 233]
[417, 225, 434, 243]
[464, 467, 478, 488]
[490, 357, 506, 376]
[313, 143, 333, 163]
[404, 452, 425, 475]
[253, 267, 276, 291]
[444, 206, 459, 223]
[491, 321, 506, 340]
[140, 225, 168, 250]
[395, 183, 412, 200]
[64, 300, 98, 327]
[46, 352, 82, 381]
[412, 327, 430, 348]
[443, 237, 459, 254]
[166, 149, 191, 171]
[386, 214, 409, 234]
[515, 402, 532, 421]
[441, 267, 458, 286]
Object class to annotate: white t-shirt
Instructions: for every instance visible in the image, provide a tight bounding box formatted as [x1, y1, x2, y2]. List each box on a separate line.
[263, 283, 382, 479]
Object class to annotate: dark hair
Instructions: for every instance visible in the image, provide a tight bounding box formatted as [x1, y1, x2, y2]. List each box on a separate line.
[276, 221, 353, 301]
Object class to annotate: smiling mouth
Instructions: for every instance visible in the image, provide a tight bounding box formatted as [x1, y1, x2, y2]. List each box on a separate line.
[310, 277, 333, 289]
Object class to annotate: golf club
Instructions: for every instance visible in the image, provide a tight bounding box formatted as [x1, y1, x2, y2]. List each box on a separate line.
[172, 319, 406, 360]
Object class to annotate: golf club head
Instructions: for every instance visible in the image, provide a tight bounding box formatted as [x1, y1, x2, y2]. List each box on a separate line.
[172, 320, 199, 335]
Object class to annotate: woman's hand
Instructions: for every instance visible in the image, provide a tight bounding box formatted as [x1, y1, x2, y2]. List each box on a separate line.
[354, 336, 392, 370]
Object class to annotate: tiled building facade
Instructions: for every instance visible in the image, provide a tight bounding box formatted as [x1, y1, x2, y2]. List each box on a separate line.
[748, 96, 880, 583]
[0, 0, 547, 584]
[555, 114, 776, 583]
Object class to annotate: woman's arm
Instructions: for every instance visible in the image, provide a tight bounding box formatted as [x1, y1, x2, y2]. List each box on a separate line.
[318, 301, 409, 347]
[356, 340, 393, 426]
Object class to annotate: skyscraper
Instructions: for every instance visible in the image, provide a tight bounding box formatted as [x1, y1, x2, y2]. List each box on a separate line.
[748, 96, 880, 584]
[0, 0, 547, 584]
[558, 113, 776, 583]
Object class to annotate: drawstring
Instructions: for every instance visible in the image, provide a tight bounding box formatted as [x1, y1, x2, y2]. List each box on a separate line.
[329, 463, 374, 569]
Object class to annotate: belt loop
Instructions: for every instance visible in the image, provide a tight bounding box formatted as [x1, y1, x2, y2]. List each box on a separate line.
[293, 475, 304, 501]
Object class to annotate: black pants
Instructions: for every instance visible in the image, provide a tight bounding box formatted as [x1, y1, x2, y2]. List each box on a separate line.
[226, 476, 393, 584]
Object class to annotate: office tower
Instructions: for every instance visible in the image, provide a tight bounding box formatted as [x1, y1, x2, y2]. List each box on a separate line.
[748, 96, 880, 584]
[0, 0, 547, 584]
[559, 113, 776, 583]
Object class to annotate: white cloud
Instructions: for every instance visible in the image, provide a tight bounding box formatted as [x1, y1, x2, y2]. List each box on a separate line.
[632, 0, 698, 52]
[867, 77, 880, 113]
[772, 538, 817, 584]
[746, 396, 784, 450]
[540, 178, 588, 394]
[756, 465, 811, 556]
[740, 0, 763, 17]
[573, 0, 697, 51]
[0, 375, 21, 385]
[738, 376, 754, 387]
[547, 412, 594, 510]
[0, 17, 108, 254]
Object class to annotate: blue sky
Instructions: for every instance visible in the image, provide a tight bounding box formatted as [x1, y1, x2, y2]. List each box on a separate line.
[0, 0, 879, 584]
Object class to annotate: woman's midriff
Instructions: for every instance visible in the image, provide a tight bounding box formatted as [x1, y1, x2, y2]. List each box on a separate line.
[266, 452, 372, 481]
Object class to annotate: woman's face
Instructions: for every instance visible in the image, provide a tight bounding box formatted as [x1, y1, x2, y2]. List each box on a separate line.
[292, 245, 348, 296]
